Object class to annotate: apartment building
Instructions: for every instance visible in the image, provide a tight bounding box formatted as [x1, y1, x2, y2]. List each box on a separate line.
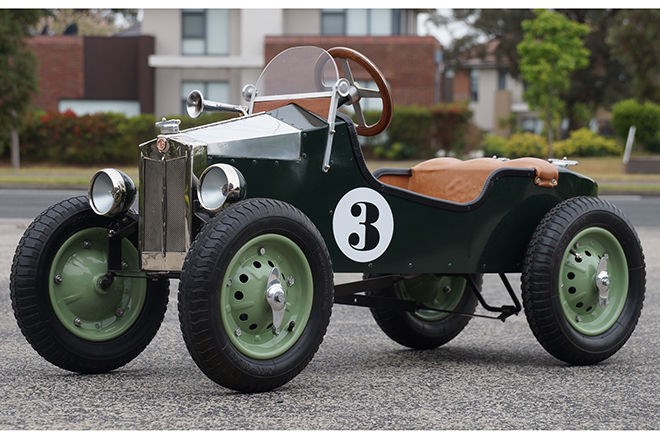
[447, 40, 537, 136]
[142, 9, 440, 117]
[28, 35, 154, 116]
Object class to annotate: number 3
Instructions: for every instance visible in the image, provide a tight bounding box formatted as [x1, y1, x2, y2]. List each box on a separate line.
[333, 188, 394, 263]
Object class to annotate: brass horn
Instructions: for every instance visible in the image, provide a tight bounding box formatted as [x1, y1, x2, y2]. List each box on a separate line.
[185, 90, 247, 118]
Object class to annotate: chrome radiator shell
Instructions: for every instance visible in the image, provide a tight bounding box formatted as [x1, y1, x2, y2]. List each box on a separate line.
[138, 137, 206, 271]
[137, 114, 301, 271]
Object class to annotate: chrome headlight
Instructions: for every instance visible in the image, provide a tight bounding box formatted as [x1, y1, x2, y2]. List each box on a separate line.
[198, 164, 246, 212]
[88, 168, 136, 217]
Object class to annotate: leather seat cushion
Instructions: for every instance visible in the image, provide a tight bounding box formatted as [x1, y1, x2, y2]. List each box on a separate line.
[379, 157, 558, 204]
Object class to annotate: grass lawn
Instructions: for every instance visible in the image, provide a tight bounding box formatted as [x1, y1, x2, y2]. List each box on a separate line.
[367, 156, 660, 193]
[0, 164, 139, 188]
[1, 156, 659, 193]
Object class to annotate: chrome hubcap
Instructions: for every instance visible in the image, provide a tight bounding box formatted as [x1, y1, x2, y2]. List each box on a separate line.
[595, 254, 610, 308]
[265, 267, 287, 334]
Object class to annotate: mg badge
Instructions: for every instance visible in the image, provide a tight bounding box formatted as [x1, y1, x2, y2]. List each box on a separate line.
[156, 137, 168, 153]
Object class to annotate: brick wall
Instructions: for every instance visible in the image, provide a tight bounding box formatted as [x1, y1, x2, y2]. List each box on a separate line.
[27, 36, 84, 111]
[84, 36, 155, 113]
[265, 36, 441, 106]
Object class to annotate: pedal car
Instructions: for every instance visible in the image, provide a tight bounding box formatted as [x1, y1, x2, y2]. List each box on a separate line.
[11, 46, 646, 393]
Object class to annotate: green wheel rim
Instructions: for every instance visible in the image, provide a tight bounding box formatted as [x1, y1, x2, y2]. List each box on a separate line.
[396, 275, 466, 321]
[220, 234, 313, 360]
[48, 227, 146, 342]
[558, 227, 628, 336]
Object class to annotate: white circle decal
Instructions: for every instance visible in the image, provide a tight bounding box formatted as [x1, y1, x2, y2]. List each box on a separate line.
[332, 187, 394, 263]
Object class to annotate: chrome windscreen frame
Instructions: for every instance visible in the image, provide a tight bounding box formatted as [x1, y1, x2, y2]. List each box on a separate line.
[138, 136, 206, 272]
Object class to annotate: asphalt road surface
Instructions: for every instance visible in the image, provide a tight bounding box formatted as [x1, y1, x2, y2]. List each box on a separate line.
[0, 190, 658, 429]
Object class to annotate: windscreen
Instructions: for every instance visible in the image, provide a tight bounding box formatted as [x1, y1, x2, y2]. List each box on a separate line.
[255, 46, 338, 98]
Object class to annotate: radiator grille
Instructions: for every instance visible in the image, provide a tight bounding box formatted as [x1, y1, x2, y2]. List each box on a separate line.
[165, 157, 187, 252]
[142, 157, 163, 252]
[140, 148, 191, 270]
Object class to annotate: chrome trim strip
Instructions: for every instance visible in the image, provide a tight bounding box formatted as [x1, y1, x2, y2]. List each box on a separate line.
[252, 91, 334, 102]
[322, 80, 343, 173]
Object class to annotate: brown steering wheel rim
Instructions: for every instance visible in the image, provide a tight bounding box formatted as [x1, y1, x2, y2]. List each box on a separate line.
[327, 47, 393, 137]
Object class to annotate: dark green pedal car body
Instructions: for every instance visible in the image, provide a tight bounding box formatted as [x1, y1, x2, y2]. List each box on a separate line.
[11, 46, 645, 392]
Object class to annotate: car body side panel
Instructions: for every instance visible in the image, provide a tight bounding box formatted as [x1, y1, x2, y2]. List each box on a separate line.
[205, 105, 598, 274]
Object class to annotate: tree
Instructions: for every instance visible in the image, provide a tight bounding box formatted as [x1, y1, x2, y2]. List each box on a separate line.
[36, 9, 138, 36]
[0, 10, 42, 169]
[608, 9, 660, 103]
[465, 9, 535, 80]
[425, 9, 534, 79]
[427, 9, 630, 131]
[517, 10, 590, 155]
[560, 10, 631, 130]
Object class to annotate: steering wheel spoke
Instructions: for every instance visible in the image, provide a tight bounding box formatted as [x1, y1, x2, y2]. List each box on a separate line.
[352, 101, 366, 126]
[338, 58, 356, 83]
[357, 87, 382, 99]
[328, 47, 392, 137]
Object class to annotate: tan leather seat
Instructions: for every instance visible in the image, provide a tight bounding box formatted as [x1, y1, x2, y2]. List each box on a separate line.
[378, 157, 559, 204]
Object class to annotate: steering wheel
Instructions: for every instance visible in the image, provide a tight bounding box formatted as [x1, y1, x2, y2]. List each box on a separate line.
[327, 47, 393, 137]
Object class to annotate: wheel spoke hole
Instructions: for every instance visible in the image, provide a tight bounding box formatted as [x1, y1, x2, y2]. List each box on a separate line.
[576, 302, 584, 308]
[234, 291, 244, 300]
[267, 260, 274, 267]
[568, 287, 576, 294]
[239, 313, 248, 321]
[253, 261, 262, 269]
[266, 323, 273, 329]
[585, 306, 592, 312]
[239, 274, 249, 283]
[585, 250, 592, 257]
[249, 323, 258, 330]
[567, 272, 576, 280]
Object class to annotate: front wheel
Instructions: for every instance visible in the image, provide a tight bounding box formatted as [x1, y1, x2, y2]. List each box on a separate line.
[178, 198, 333, 393]
[522, 196, 645, 365]
[10, 196, 169, 373]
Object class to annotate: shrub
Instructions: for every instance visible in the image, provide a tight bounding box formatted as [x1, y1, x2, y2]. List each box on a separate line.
[481, 134, 508, 157]
[504, 132, 548, 158]
[612, 99, 660, 152]
[17, 104, 472, 164]
[365, 103, 472, 159]
[372, 142, 416, 160]
[384, 105, 433, 158]
[19, 110, 240, 165]
[431, 101, 473, 155]
[21, 111, 129, 164]
[553, 128, 622, 157]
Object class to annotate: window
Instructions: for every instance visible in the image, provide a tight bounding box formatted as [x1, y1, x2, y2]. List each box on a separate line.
[181, 81, 229, 114]
[321, 9, 345, 35]
[321, 9, 399, 36]
[182, 9, 229, 55]
[498, 69, 507, 91]
[469, 69, 479, 102]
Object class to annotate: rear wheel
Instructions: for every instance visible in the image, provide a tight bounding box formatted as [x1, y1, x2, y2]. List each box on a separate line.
[522, 197, 645, 365]
[10, 196, 169, 373]
[367, 274, 481, 349]
[178, 198, 333, 392]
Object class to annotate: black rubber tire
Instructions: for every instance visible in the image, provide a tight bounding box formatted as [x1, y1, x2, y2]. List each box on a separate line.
[522, 196, 645, 365]
[178, 198, 333, 393]
[367, 274, 481, 349]
[10, 196, 169, 374]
